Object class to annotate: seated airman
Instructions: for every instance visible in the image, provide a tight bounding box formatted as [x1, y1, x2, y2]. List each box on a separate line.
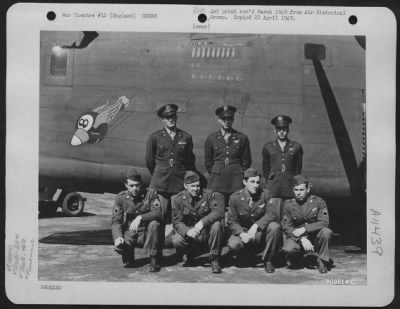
[171, 171, 225, 273]
[281, 175, 333, 273]
[227, 168, 282, 273]
[111, 169, 164, 272]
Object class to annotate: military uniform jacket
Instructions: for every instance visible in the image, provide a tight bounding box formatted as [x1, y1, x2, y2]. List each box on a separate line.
[281, 195, 329, 241]
[228, 188, 276, 235]
[204, 129, 252, 194]
[262, 139, 303, 197]
[146, 128, 196, 193]
[172, 189, 224, 237]
[111, 189, 162, 241]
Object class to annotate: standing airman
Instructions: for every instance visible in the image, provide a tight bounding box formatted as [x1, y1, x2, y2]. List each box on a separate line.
[281, 175, 333, 273]
[145, 103, 196, 224]
[227, 168, 281, 273]
[204, 105, 252, 203]
[171, 171, 225, 273]
[112, 169, 164, 272]
[262, 115, 303, 198]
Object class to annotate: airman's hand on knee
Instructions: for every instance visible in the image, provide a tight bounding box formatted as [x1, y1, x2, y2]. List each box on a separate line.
[300, 237, 314, 252]
[187, 228, 199, 238]
[293, 227, 306, 237]
[240, 232, 251, 244]
[114, 237, 124, 247]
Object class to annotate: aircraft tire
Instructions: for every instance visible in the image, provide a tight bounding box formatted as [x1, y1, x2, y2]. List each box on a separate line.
[62, 192, 85, 216]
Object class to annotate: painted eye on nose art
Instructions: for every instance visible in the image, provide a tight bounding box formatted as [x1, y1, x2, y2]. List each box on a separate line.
[77, 114, 94, 131]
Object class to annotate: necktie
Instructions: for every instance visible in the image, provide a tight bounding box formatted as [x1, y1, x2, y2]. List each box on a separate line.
[278, 141, 286, 152]
[223, 130, 231, 143]
[249, 198, 254, 207]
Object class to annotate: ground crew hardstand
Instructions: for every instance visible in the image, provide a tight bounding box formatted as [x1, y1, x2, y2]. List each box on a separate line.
[112, 106, 332, 274]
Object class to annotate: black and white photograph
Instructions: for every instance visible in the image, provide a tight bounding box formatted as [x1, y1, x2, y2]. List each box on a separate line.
[5, 4, 396, 306]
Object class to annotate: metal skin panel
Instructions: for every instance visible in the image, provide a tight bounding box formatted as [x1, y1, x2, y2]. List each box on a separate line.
[39, 32, 365, 199]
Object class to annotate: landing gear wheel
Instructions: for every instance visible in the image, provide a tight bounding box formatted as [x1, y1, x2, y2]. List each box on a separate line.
[62, 192, 85, 216]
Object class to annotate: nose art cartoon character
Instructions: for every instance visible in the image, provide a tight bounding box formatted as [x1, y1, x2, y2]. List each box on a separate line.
[71, 96, 130, 146]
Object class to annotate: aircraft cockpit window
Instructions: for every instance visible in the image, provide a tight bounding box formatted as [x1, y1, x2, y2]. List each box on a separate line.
[50, 45, 68, 77]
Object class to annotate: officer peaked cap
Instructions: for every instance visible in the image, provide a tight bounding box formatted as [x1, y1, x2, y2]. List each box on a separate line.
[157, 104, 178, 118]
[215, 105, 237, 118]
[243, 168, 260, 179]
[126, 169, 142, 182]
[184, 170, 200, 184]
[271, 115, 292, 127]
[292, 175, 309, 187]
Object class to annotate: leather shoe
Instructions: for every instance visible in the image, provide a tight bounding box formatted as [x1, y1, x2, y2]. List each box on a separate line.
[234, 254, 247, 268]
[317, 258, 328, 274]
[264, 261, 275, 273]
[122, 251, 135, 268]
[182, 253, 194, 266]
[211, 257, 222, 274]
[149, 256, 161, 272]
[285, 254, 302, 269]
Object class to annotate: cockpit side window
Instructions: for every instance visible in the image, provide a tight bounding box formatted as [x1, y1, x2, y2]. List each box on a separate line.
[43, 43, 73, 86]
[50, 46, 68, 77]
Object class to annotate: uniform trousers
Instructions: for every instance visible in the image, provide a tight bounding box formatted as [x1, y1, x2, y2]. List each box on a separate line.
[227, 222, 281, 262]
[282, 227, 332, 262]
[156, 192, 175, 252]
[123, 220, 161, 257]
[172, 221, 223, 257]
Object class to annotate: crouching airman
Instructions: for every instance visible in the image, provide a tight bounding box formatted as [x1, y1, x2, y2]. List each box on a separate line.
[227, 168, 282, 273]
[171, 171, 225, 273]
[112, 169, 165, 272]
[281, 175, 333, 273]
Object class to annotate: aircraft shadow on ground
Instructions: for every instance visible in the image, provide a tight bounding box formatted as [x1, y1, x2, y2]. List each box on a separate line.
[39, 211, 96, 219]
[39, 230, 339, 270]
[39, 229, 113, 245]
